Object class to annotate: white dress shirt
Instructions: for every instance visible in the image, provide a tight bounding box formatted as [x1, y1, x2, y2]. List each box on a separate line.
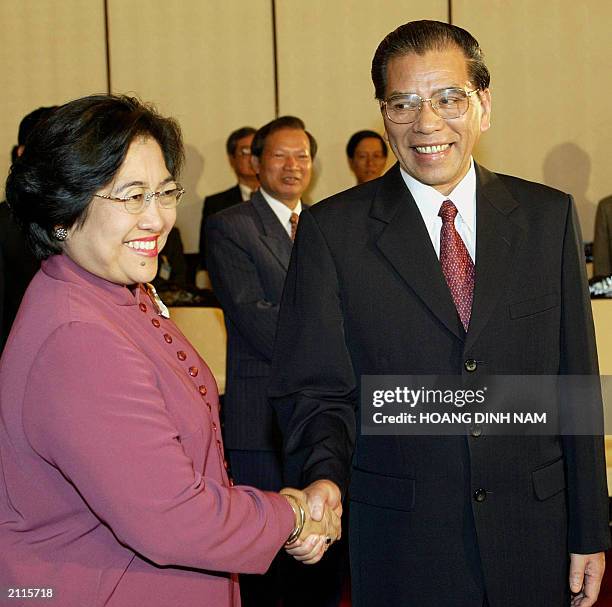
[238, 183, 255, 202]
[259, 188, 303, 238]
[400, 159, 477, 262]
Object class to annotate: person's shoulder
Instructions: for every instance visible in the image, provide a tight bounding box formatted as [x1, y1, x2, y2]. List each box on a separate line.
[485, 168, 569, 203]
[204, 184, 241, 204]
[309, 178, 382, 221]
[596, 194, 612, 209]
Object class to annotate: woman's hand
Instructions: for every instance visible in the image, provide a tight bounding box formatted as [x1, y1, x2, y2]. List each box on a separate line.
[280, 486, 341, 564]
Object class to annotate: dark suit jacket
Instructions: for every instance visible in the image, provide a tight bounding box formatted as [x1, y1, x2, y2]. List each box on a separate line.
[593, 195, 612, 277]
[0, 202, 39, 352]
[269, 163, 609, 607]
[206, 191, 299, 454]
[199, 184, 243, 268]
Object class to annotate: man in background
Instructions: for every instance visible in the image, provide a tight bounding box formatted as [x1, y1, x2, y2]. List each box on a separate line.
[593, 195, 612, 277]
[1, 106, 56, 351]
[270, 20, 608, 607]
[198, 126, 258, 269]
[346, 129, 388, 184]
[208, 116, 340, 606]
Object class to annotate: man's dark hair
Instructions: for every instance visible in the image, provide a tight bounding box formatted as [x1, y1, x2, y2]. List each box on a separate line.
[6, 94, 184, 260]
[17, 106, 57, 147]
[226, 126, 257, 156]
[371, 20, 491, 100]
[346, 130, 388, 159]
[251, 116, 317, 160]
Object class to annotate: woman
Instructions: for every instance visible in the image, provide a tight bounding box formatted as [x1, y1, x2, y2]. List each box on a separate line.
[0, 95, 339, 606]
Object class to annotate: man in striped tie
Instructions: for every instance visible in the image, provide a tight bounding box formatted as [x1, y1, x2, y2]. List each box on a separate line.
[208, 116, 345, 606]
[270, 19, 608, 607]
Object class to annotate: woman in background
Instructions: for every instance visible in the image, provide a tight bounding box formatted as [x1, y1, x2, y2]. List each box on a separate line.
[0, 95, 338, 607]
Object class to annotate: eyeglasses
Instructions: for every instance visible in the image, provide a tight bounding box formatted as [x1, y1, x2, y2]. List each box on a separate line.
[94, 184, 185, 214]
[237, 147, 252, 157]
[382, 88, 479, 124]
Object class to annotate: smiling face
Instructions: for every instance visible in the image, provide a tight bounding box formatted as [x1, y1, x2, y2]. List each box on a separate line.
[63, 137, 176, 285]
[252, 127, 312, 209]
[382, 45, 491, 195]
[349, 137, 387, 183]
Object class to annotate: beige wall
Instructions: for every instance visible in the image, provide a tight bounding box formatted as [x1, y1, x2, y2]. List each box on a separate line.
[0, 0, 107, 201]
[2, 1, 612, 247]
[454, 0, 612, 240]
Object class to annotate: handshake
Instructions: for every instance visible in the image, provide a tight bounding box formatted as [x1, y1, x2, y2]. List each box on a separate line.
[280, 479, 342, 565]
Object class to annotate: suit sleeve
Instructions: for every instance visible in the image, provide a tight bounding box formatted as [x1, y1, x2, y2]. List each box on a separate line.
[206, 212, 280, 361]
[199, 196, 211, 268]
[592, 197, 612, 277]
[269, 209, 356, 492]
[559, 196, 610, 554]
[23, 321, 294, 574]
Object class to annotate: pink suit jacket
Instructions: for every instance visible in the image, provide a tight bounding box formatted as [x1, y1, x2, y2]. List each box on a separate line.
[0, 254, 293, 606]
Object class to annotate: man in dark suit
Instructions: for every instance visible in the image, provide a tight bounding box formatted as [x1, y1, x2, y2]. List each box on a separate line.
[198, 126, 258, 269]
[207, 116, 338, 606]
[1, 106, 56, 353]
[269, 20, 609, 607]
[593, 195, 612, 277]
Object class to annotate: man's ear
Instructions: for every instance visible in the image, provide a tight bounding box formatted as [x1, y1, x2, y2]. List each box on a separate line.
[478, 88, 492, 132]
[251, 155, 260, 174]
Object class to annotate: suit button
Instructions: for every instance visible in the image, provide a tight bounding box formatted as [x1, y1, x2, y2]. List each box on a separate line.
[229, 478, 235, 487]
[151, 318, 161, 328]
[164, 334, 173, 344]
[470, 425, 482, 438]
[223, 459, 229, 470]
[464, 359, 477, 372]
[177, 350, 187, 361]
[473, 488, 487, 502]
[199, 385, 207, 396]
[212, 421, 217, 431]
[188, 366, 198, 377]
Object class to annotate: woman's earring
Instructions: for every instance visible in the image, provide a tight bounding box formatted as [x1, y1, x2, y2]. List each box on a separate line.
[52, 226, 68, 241]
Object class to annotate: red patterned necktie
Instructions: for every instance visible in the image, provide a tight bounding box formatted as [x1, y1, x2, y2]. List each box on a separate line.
[438, 200, 474, 331]
[290, 212, 299, 241]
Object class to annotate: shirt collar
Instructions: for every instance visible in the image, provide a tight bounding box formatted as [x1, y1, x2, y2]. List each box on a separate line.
[259, 188, 302, 225]
[400, 158, 476, 232]
[238, 182, 254, 202]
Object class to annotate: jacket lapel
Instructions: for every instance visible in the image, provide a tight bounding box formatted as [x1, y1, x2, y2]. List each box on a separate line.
[465, 164, 525, 349]
[372, 164, 464, 340]
[251, 191, 293, 271]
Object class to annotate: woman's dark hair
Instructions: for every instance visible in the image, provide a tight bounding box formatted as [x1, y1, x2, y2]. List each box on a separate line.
[346, 130, 388, 159]
[6, 94, 184, 260]
[371, 20, 490, 100]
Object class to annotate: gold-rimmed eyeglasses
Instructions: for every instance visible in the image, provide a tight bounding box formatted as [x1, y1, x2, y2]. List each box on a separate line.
[94, 184, 185, 214]
[382, 88, 479, 124]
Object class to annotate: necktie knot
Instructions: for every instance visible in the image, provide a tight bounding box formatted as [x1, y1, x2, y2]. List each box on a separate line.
[438, 200, 458, 223]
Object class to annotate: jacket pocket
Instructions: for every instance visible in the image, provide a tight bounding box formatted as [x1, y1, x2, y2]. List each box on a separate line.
[509, 292, 559, 319]
[349, 467, 416, 512]
[532, 457, 566, 501]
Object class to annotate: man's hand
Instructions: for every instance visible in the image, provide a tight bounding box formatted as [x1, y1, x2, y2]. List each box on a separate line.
[302, 479, 342, 521]
[569, 551, 605, 606]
